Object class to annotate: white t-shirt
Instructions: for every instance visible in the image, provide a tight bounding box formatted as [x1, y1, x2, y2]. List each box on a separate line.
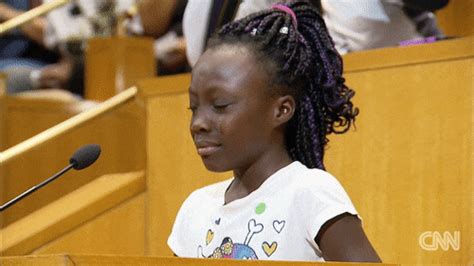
[168, 161, 358, 261]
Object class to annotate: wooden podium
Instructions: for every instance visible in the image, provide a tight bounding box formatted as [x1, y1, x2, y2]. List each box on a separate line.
[0, 254, 397, 266]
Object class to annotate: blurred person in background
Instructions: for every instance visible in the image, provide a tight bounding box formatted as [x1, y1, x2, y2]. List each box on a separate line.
[321, 0, 449, 54]
[182, 0, 448, 66]
[137, 0, 189, 75]
[0, 0, 136, 95]
[1, 0, 191, 96]
[0, 0, 60, 93]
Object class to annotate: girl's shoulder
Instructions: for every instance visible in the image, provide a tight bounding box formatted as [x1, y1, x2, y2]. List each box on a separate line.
[287, 162, 358, 219]
[284, 162, 353, 208]
[288, 161, 345, 191]
[180, 178, 232, 208]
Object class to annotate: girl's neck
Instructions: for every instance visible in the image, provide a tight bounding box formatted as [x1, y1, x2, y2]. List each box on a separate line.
[225, 146, 292, 204]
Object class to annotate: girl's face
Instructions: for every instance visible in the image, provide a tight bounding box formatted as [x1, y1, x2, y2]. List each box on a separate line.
[189, 45, 278, 172]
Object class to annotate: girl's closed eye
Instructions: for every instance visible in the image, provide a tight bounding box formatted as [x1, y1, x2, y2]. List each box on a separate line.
[212, 101, 233, 111]
[187, 103, 232, 113]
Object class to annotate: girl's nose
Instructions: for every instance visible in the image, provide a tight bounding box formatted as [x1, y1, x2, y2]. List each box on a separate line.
[190, 110, 211, 134]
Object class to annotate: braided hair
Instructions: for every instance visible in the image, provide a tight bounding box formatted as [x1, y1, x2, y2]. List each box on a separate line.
[208, 0, 358, 170]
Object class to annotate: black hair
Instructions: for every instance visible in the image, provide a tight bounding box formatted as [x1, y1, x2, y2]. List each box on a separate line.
[208, 0, 358, 170]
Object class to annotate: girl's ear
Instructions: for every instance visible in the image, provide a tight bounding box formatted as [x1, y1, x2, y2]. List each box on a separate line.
[273, 95, 296, 127]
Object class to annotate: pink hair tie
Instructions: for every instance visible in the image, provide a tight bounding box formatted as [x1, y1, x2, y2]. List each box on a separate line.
[271, 4, 298, 28]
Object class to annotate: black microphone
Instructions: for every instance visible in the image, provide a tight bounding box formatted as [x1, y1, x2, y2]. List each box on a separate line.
[70, 144, 101, 170]
[0, 144, 101, 212]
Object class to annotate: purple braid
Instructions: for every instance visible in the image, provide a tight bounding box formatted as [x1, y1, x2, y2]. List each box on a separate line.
[208, 0, 358, 169]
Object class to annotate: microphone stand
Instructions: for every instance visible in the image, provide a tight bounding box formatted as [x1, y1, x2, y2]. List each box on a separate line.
[0, 164, 74, 212]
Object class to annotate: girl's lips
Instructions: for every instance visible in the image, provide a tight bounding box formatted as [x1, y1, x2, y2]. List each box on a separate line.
[197, 145, 221, 156]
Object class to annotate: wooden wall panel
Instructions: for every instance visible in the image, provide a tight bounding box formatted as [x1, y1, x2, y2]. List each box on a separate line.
[437, 0, 474, 37]
[326, 56, 472, 264]
[32, 193, 146, 255]
[0, 72, 5, 96]
[0, 171, 145, 256]
[85, 37, 156, 101]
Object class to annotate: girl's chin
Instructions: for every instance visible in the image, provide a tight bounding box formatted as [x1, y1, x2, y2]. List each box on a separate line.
[201, 157, 231, 173]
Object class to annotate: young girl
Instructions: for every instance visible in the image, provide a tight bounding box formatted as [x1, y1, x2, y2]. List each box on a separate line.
[168, 1, 381, 262]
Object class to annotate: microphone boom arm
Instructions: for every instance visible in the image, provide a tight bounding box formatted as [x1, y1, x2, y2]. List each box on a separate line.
[0, 164, 74, 212]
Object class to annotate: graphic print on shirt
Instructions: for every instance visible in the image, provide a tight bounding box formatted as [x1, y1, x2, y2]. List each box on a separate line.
[206, 229, 214, 245]
[196, 200, 287, 259]
[198, 219, 263, 259]
[272, 220, 285, 233]
[262, 241, 278, 256]
[257, 219, 285, 257]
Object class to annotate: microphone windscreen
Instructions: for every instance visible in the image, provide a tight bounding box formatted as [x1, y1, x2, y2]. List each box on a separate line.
[69, 144, 101, 170]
